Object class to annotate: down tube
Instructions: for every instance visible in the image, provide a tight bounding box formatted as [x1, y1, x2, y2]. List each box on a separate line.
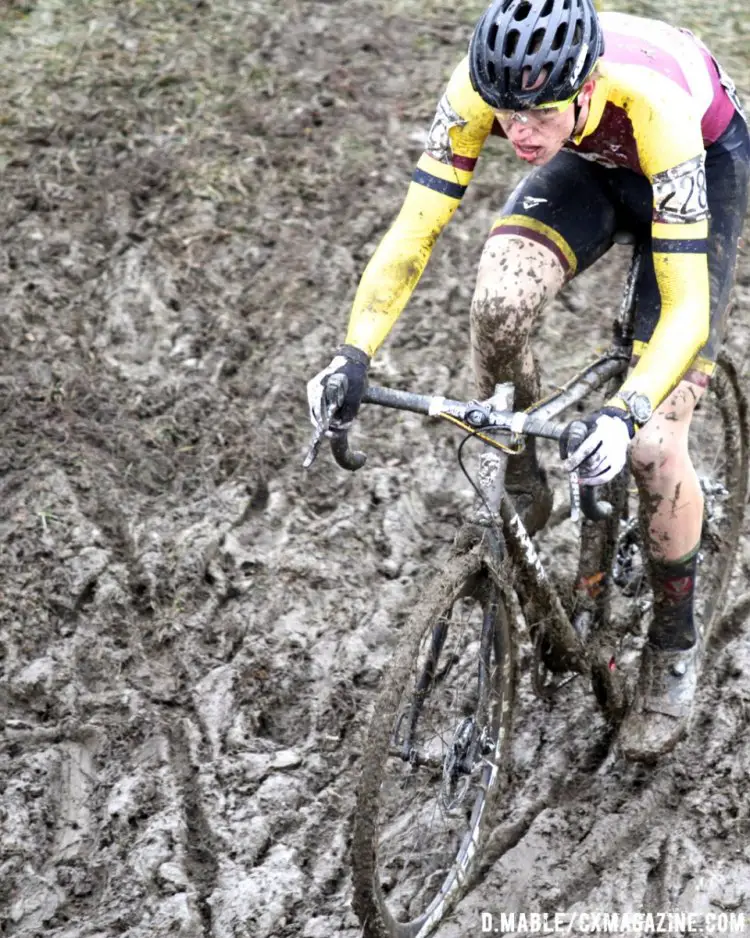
[498, 497, 587, 671]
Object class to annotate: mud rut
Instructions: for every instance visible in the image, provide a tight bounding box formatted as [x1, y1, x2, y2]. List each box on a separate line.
[1, 2, 750, 937]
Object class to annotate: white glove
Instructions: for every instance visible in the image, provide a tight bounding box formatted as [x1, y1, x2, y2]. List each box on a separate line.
[563, 411, 634, 486]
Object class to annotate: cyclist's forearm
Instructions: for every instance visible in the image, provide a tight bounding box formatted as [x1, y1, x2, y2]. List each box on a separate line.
[615, 246, 710, 408]
[345, 155, 470, 356]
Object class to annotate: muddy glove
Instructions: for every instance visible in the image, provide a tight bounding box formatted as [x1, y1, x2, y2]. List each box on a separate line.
[307, 345, 370, 431]
[561, 407, 635, 486]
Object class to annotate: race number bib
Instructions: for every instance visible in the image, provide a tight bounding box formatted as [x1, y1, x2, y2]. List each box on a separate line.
[652, 155, 709, 224]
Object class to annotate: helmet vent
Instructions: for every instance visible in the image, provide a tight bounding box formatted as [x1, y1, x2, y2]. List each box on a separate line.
[573, 18, 583, 43]
[488, 22, 499, 51]
[487, 60, 497, 83]
[530, 27, 545, 54]
[504, 29, 519, 57]
[541, 0, 555, 15]
[514, 2, 532, 22]
[551, 22, 567, 50]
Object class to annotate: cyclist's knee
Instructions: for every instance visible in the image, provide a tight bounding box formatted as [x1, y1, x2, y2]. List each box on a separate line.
[630, 423, 681, 486]
[470, 235, 565, 348]
[629, 381, 704, 485]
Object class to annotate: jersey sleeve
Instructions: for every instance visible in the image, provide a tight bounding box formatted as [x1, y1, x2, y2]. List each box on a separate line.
[609, 71, 710, 410]
[345, 57, 495, 357]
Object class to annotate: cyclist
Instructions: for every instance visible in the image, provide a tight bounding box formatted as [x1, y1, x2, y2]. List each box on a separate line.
[306, 0, 750, 760]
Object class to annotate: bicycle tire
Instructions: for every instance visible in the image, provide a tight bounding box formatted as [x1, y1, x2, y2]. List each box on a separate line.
[351, 548, 515, 938]
[691, 353, 749, 642]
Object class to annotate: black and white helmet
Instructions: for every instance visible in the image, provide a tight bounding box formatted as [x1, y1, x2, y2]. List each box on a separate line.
[469, 0, 604, 110]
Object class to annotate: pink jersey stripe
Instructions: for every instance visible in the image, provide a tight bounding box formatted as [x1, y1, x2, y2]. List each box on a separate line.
[699, 47, 735, 144]
[604, 30, 689, 94]
[604, 27, 735, 146]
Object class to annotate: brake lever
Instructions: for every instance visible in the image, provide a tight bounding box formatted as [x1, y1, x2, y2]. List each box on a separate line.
[303, 374, 349, 469]
[303, 425, 325, 469]
[569, 470, 582, 523]
[561, 420, 613, 522]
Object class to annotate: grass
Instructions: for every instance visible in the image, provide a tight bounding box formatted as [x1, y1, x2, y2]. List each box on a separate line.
[2, 0, 748, 201]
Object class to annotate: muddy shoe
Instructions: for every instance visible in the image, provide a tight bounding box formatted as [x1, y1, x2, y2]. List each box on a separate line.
[618, 640, 702, 762]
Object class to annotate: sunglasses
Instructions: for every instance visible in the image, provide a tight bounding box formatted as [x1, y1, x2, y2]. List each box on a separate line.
[494, 89, 580, 125]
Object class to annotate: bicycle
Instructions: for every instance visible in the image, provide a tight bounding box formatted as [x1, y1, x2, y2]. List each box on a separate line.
[304, 238, 749, 938]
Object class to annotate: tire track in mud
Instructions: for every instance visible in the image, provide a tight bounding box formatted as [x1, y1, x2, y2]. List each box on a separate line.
[167, 719, 220, 935]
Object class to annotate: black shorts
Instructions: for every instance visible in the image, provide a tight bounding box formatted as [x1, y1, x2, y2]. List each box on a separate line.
[492, 110, 750, 379]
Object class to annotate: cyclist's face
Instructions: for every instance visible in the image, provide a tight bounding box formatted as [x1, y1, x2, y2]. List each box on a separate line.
[495, 77, 595, 167]
[495, 105, 576, 165]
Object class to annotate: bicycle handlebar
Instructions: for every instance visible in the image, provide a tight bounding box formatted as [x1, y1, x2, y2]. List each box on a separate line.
[307, 383, 614, 522]
[329, 430, 366, 471]
[362, 385, 568, 440]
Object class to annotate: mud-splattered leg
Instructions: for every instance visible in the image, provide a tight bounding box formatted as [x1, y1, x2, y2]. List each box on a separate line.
[619, 379, 706, 760]
[470, 234, 566, 404]
[630, 379, 704, 649]
[470, 234, 566, 534]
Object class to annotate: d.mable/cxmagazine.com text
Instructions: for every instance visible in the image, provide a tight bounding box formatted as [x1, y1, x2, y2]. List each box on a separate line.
[480, 911, 747, 934]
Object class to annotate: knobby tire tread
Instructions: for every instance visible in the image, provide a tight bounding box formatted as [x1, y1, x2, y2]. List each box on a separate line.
[701, 353, 749, 645]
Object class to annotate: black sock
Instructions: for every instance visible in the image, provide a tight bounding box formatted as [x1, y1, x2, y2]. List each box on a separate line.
[647, 546, 699, 651]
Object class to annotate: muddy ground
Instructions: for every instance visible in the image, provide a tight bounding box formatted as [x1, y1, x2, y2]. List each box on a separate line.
[1, 1, 750, 936]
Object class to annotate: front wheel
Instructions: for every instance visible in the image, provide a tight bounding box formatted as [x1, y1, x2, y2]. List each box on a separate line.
[351, 550, 515, 938]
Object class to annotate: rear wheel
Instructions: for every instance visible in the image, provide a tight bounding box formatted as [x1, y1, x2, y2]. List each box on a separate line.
[351, 550, 515, 938]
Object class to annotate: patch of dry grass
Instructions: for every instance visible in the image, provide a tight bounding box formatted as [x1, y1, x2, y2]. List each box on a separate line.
[4, 0, 745, 211]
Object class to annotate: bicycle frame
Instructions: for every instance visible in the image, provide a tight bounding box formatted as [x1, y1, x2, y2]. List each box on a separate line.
[360, 346, 631, 692]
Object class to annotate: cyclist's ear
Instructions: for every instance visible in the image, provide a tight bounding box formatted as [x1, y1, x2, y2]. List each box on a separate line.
[577, 76, 597, 107]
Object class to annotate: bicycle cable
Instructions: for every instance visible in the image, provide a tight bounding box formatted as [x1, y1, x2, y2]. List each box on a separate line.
[441, 410, 532, 540]
[438, 412, 523, 454]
